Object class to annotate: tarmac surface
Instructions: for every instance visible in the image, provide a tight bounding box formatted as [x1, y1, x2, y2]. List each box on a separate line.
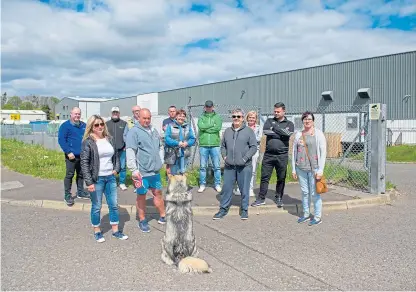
[1, 163, 416, 290]
[0, 167, 364, 209]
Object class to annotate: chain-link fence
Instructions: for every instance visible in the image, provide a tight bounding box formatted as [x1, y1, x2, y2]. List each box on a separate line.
[2, 103, 379, 193]
[1, 121, 62, 151]
[185, 103, 261, 168]
[260, 104, 372, 192]
[186, 103, 373, 192]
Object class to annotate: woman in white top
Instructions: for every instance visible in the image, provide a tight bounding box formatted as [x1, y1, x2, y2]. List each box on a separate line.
[80, 115, 128, 242]
[234, 110, 262, 197]
[291, 111, 327, 226]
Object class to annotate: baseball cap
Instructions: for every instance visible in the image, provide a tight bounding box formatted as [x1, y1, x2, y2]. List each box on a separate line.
[204, 100, 214, 107]
[111, 106, 120, 112]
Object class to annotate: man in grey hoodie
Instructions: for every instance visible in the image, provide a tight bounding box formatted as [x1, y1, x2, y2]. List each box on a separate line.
[213, 108, 258, 220]
[126, 108, 166, 233]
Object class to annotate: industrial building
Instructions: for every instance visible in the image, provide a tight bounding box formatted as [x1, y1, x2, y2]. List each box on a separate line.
[0, 110, 47, 121]
[97, 50, 415, 144]
[54, 97, 110, 121]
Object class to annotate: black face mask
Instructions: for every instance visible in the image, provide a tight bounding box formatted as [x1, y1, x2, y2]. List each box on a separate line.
[111, 117, 120, 122]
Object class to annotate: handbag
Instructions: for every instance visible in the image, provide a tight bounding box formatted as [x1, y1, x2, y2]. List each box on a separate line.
[164, 147, 178, 165]
[301, 134, 328, 194]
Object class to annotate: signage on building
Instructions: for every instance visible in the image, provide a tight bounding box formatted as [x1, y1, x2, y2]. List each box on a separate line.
[369, 103, 381, 120]
[10, 114, 21, 120]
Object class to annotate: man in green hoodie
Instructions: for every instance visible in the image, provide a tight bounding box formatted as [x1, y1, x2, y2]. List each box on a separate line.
[197, 100, 223, 193]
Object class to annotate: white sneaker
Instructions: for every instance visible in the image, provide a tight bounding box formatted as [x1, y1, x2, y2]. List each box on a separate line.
[249, 190, 256, 197]
[198, 185, 206, 193]
[233, 188, 241, 196]
[215, 185, 222, 193]
[119, 184, 127, 191]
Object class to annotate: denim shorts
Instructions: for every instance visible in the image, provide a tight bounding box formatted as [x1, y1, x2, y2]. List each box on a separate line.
[136, 173, 163, 195]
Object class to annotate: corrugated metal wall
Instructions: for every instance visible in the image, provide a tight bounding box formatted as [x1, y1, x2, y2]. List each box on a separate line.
[55, 98, 79, 120]
[100, 96, 137, 118]
[158, 51, 416, 120]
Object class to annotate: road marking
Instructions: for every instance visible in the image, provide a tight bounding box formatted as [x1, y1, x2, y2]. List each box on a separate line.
[1, 181, 24, 191]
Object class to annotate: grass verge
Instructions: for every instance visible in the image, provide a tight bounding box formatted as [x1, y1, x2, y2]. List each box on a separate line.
[349, 145, 416, 162]
[1, 138, 395, 191]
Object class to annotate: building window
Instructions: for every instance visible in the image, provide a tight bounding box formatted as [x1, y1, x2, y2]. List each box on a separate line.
[294, 117, 303, 130]
[63, 105, 65, 110]
[346, 116, 358, 130]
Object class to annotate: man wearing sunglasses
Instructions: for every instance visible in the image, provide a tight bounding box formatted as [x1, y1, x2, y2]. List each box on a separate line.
[251, 102, 294, 208]
[197, 100, 223, 193]
[213, 109, 257, 220]
[58, 106, 89, 206]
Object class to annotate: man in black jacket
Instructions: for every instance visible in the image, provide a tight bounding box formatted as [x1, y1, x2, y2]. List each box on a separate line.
[106, 107, 128, 191]
[251, 102, 294, 208]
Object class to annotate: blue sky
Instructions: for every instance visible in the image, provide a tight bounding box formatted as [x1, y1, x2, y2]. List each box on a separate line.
[1, 0, 415, 97]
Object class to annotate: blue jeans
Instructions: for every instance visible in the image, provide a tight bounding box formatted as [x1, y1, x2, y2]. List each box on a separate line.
[220, 164, 252, 212]
[118, 150, 126, 185]
[199, 146, 221, 186]
[90, 175, 119, 227]
[170, 156, 189, 175]
[296, 167, 322, 220]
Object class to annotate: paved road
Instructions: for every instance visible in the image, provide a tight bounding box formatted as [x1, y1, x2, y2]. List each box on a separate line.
[2, 190, 416, 290]
[2, 163, 415, 290]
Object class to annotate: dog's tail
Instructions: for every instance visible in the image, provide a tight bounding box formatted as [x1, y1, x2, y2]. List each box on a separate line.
[177, 256, 213, 274]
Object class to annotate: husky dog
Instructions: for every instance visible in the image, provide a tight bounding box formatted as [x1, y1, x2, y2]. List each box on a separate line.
[161, 174, 212, 274]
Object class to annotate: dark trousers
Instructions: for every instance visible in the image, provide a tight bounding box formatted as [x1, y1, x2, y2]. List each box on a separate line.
[220, 164, 253, 212]
[64, 155, 84, 195]
[258, 153, 288, 200]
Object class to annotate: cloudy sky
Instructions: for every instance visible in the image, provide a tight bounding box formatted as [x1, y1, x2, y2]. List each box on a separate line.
[2, 0, 416, 99]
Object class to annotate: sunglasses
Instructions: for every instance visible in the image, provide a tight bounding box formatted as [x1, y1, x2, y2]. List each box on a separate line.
[232, 115, 242, 119]
[94, 122, 105, 128]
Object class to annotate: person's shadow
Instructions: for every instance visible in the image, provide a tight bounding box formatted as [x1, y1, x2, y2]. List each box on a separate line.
[215, 187, 301, 217]
[101, 206, 131, 234]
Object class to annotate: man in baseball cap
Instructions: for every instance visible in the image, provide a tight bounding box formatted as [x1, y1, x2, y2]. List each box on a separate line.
[197, 100, 223, 193]
[106, 106, 128, 191]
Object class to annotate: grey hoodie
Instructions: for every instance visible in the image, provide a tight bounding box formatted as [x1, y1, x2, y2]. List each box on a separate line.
[221, 123, 258, 167]
[125, 123, 163, 177]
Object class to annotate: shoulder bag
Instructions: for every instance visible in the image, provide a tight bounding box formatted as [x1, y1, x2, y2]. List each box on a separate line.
[301, 134, 328, 194]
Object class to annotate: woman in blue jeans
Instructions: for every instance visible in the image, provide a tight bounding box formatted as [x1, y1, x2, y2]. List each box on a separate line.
[80, 115, 128, 242]
[164, 109, 196, 175]
[291, 111, 327, 226]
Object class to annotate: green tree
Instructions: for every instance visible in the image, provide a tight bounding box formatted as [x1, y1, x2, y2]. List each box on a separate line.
[8, 96, 22, 109]
[2, 103, 15, 110]
[1, 92, 7, 107]
[20, 101, 34, 110]
[41, 105, 52, 120]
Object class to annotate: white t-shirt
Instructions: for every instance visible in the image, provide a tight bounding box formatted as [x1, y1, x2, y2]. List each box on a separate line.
[96, 138, 114, 176]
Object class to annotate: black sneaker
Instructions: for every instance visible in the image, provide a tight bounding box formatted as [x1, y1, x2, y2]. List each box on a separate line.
[77, 190, 91, 200]
[276, 197, 283, 208]
[64, 194, 75, 206]
[240, 210, 248, 220]
[250, 199, 265, 207]
[213, 209, 227, 220]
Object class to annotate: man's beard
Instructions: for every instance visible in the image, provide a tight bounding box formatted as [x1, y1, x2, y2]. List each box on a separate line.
[112, 116, 120, 122]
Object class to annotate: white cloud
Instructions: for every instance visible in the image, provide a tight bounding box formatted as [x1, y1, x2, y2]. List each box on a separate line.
[1, 0, 416, 99]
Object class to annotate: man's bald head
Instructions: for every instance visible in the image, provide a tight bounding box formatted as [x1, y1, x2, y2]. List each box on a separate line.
[70, 107, 81, 122]
[139, 108, 152, 127]
[132, 105, 141, 120]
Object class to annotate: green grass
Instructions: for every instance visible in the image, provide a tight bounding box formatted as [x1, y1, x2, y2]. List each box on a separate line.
[0, 138, 395, 191]
[348, 145, 416, 163]
[386, 145, 416, 162]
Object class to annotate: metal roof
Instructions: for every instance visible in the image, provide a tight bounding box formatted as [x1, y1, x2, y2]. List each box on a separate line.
[159, 50, 416, 93]
[64, 97, 111, 102]
[0, 110, 47, 114]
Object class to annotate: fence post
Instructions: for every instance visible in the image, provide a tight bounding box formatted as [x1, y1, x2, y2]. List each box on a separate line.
[370, 103, 387, 194]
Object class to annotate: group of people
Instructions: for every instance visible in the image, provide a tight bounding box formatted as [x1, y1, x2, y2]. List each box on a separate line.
[58, 100, 327, 242]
